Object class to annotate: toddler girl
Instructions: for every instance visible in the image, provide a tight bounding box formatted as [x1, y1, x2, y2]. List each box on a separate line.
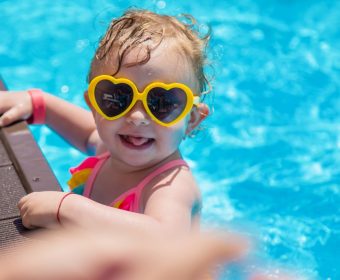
[0, 9, 210, 234]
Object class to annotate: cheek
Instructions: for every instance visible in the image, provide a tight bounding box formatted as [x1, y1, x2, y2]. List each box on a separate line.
[94, 115, 107, 135]
[161, 122, 187, 146]
[94, 115, 119, 141]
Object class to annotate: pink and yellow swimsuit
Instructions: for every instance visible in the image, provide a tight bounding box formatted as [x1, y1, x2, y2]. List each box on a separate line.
[67, 152, 189, 213]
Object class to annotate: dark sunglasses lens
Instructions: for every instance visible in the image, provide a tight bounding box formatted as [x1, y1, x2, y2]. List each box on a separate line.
[95, 80, 133, 117]
[147, 88, 187, 123]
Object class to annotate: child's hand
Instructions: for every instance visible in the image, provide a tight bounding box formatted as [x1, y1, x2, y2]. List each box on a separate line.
[0, 90, 33, 126]
[17, 191, 65, 229]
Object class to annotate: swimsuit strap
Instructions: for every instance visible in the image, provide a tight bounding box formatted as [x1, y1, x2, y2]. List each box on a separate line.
[134, 159, 189, 196]
[111, 159, 189, 212]
[83, 151, 111, 198]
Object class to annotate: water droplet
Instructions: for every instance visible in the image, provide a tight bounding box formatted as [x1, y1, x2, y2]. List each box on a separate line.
[156, 1, 166, 9]
[61, 85, 69, 93]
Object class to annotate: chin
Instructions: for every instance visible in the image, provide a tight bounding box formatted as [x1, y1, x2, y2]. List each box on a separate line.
[122, 157, 156, 168]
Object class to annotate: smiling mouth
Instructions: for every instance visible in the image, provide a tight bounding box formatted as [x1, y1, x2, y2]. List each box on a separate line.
[119, 135, 155, 149]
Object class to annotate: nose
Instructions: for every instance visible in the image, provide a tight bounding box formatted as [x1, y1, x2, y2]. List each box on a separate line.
[125, 101, 150, 126]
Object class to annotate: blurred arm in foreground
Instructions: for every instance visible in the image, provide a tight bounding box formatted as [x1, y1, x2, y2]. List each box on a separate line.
[0, 227, 296, 280]
[0, 227, 248, 280]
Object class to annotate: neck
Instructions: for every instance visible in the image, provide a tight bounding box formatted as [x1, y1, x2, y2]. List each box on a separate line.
[107, 150, 182, 176]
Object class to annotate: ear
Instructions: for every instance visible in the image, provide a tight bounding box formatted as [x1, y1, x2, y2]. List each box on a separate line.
[84, 90, 96, 116]
[185, 103, 209, 135]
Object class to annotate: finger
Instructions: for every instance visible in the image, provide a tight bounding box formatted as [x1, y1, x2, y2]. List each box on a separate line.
[137, 232, 251, 280]
[17, 201, 25, 217]
[18, 201, 30, 220]
[197, 232, 250, 262]
[21, 212, 37, 230]
[0, 93, 12, 113]
[18, 196, 34, 229]
[21, 212, 31, 229]
[179, 232, 250, 278]
[250, 272, 295, 280]
[17, 194, 30, 210]
[0, 104, 29, 126]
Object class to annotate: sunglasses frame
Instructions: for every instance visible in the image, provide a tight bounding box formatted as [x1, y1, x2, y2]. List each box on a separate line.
[88, 75, 200, 127]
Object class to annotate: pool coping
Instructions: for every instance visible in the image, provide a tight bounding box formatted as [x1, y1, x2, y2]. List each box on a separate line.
[0, 75, 62, 249]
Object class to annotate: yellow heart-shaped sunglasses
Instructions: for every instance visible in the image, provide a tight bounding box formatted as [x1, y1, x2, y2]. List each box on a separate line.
[88, 75, 200, 127]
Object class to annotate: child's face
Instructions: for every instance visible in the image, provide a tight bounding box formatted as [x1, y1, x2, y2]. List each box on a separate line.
[90, 42, 205, 167]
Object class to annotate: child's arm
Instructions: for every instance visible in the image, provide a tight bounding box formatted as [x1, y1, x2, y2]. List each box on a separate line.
[65, 168, 199, 233]
[18, 191, 162, 234]
[18, 169, 199, 234]
[43, 92, 98, 153]
[0, 90, 98, 153]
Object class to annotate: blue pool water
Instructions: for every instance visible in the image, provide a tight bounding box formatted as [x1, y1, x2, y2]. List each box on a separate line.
[1, 0, 339, 279]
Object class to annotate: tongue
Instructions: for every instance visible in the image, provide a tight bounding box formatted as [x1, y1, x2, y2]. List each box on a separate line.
[126, 136, 150, 146]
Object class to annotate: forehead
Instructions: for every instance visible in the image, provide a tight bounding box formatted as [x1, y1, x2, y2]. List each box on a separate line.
[92, 41, 199, 92]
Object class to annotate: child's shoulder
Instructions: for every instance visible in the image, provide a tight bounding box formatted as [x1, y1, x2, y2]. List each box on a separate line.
[144, 161, 201, 203]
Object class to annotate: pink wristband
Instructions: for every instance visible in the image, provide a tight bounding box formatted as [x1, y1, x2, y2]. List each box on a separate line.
[27, 89, 46, 124]
[56, 192, 74, 225]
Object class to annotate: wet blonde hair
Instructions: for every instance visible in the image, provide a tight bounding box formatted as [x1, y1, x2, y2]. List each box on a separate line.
[88, 9, 211, 97]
